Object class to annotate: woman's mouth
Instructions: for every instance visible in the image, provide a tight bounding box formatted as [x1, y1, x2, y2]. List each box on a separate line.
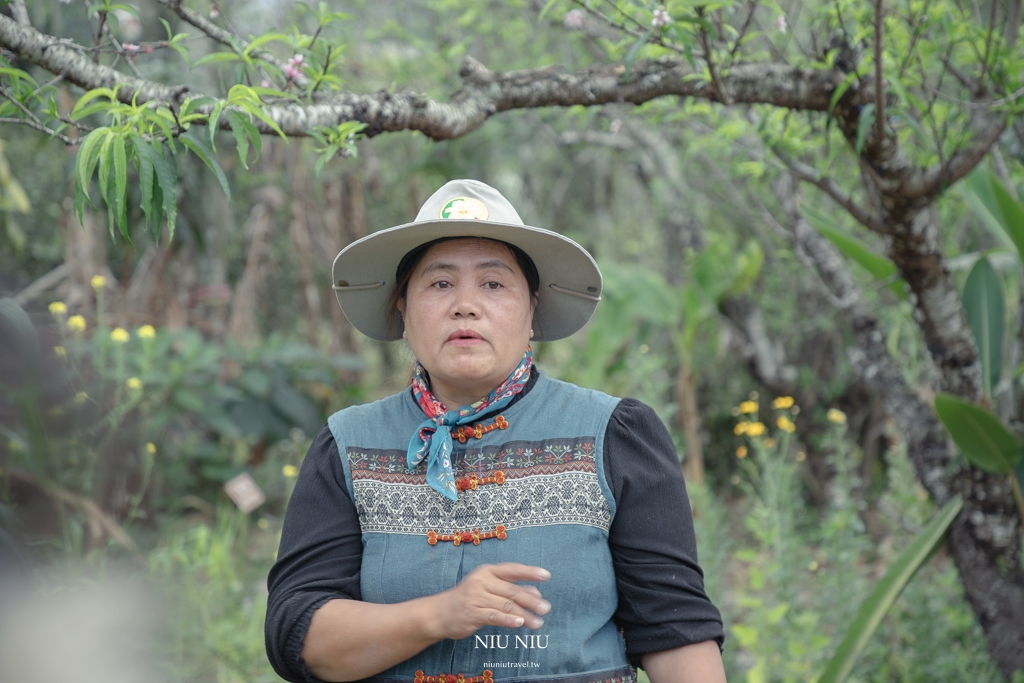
[447, 330, 484, 345]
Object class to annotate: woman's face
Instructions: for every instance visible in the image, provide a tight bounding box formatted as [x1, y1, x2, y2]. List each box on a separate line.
[401, 239, 536, 407]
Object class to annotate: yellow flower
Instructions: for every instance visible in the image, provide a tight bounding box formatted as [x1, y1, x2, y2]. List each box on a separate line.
[746, 422, 766, 437]
[48, 301, 67, 316]
[771, 396, 795, 409]
[145, 442, 157, 455]
[137, 324, 156, 339]
[67, 315, 87, 333]
[110, 327, 130, 343]
[735, 446, 748, 459]
[282, 464, 299, 478]
[827, 408, 847, 425]
[734, 422, 748, 435]
[739, 400, 758, 414]
[74, 391, 88, 404]
[54, 345, 67, 359]
[777, 416, 796, 433]
[91, 275, 106, 290]
[795, 451, 807, 462]
[126, 376, 142, 390]
[808, 560, 820, 572]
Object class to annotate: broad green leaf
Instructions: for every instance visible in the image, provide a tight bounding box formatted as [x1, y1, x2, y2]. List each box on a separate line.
[828, 71, 859, 115]
[990, 173, 1024, 267]
[801, 204, 906, 298]
[243, 32, 292, 57]
[962, 257, 1004, 398]
[934, 393, 1021, 473]
[71, 88, 118, 120]
[623, 29, 651, 81]
[963, 167, 1016, 253]
[181, 133, 231, 202]
[96, 132, 115, 208]
[74, 127, 109, 212]
[817, 496, 963, 683]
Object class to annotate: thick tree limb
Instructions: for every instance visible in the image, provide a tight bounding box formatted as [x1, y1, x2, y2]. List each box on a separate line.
[773, 175, 1024, 674]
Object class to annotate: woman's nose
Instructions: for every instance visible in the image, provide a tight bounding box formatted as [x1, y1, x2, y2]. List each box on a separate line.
[449, 287, 481, 318]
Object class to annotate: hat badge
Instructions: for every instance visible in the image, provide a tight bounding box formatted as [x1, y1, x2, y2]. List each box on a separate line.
[439, 197, 489, 220]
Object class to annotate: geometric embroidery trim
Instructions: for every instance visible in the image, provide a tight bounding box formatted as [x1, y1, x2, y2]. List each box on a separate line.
[352, 472, 611, 534]
[348, 437, 599, 484]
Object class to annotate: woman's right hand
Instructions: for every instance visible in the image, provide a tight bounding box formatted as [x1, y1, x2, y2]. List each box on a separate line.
[430, 563, 551, 641]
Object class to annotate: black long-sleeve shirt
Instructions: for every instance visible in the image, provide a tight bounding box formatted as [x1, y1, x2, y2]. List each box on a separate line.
[266, 374, 723, 682]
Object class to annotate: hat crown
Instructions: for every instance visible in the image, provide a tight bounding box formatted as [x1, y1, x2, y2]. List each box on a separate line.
[414, 179, 525, 226]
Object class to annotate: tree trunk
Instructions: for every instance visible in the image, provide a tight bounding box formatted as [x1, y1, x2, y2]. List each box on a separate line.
[675, 359, 704, 485]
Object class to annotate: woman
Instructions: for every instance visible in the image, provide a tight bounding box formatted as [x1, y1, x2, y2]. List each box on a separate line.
[265, 180, 725, 683]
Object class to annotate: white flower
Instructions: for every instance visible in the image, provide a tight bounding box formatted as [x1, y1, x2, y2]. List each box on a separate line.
[651, 6, 671, 28]
[609, 119, 623, 135]
[563, 9, 584, 30]
[776, 15, 787, 33]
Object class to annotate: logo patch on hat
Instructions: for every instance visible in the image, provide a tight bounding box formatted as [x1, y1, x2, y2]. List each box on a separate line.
[439, 197, 489, 220]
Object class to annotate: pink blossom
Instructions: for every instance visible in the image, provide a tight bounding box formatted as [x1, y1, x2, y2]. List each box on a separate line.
[284, 65, 301, 81]
[651, 6, 671, 28]
[209, 7, 220, 19]
[288, 54, 304, 66]
[563, 9, 584, 30]
[143, 45, 153, 53]
[609, 119, 623, 135]
[261, 80, 272, 88]
[776, 15, 787, 33]
[123, 43, 140, 53]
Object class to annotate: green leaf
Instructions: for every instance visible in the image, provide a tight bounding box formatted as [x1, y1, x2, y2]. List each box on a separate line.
[207, 99, 225, 150]
[855, 102, 875, 155]
[74, 127, 109, 213]
[226, 110, 251, 169]
[110, 133, 129, 243]
[962, 257, 1004, 398]
[623, 29, 652, 81]
[934, 393, 1021, 473]
[963, 167, 1017, 253]
[828, 71, 859, 115]
[151, 143, 178, 241]
[191, 52, 242, 68]
[71, 88, 118, 120]
[538, 0, 563, 20]
[801, 204, 906, 298]
[243, 33, 292, 57]
[181, 133, 231, 202]
[817, 496, 963, 683]
[990, 172, 1024, 267]
[96, 132, 115, 208]
[134, 137, 155, 225]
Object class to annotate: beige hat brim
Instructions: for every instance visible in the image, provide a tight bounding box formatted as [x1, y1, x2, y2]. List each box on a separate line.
[331, 219, 602, 342]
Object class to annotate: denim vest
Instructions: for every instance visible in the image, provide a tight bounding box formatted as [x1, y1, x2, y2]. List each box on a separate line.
[327, 372, 634, 683]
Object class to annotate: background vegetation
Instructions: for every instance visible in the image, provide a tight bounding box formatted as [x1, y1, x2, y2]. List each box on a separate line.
[2, 0, 1024, 681]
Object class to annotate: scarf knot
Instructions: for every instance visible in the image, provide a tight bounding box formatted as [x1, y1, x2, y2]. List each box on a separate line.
[407, 349, 532, 500]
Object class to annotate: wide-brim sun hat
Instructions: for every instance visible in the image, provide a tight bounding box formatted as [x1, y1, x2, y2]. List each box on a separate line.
[331, 179, 602, 342]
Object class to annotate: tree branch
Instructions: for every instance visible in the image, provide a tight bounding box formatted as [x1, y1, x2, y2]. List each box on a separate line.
[873, 0, 886, 144]
[770, 146, 888, 232]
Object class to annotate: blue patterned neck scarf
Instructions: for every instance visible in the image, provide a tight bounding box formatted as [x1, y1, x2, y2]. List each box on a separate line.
[407, 349, 532, 500]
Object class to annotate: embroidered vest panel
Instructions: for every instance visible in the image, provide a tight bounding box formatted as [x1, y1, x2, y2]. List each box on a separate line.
[327, 373, 633, 683]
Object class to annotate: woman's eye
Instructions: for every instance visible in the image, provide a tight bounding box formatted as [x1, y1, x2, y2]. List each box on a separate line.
[483, 281, 502, 290]
[432, 280, 452, 289]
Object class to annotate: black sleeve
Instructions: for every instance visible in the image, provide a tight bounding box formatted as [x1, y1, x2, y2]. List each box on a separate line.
[265, 424, 364, 683]
[605, 399, 725, 668]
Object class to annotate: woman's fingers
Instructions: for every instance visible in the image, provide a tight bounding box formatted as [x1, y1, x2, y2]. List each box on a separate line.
[439, 563, 552, 639]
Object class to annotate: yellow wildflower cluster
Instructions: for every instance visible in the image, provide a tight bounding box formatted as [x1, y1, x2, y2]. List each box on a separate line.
[67, 315, 87, 333]
[776, 416, 796, 433]
[771, 396, 795, 409]
[48, 301, 67, 316]
[282, 464, 299, 478]
[827, 408, 847, 424]
[137, 324, 156, 339]
[738, 400, 758, 414]
[110, 327, 130, 343]
[735, 446, 748, 459]
[126, 377, 142, 390]
[91, 275, 106, 290]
